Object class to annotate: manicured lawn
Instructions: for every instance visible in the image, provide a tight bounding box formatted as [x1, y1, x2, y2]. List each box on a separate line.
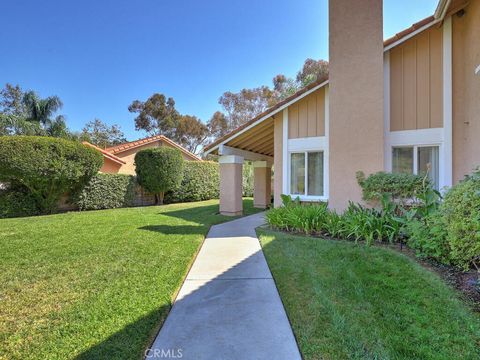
[258, 229, 480, 360]
[0, 199, 259, 360]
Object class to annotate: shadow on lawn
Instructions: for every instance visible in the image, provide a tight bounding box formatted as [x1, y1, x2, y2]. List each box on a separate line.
[139, 224, 207, 235]
[75, 305, 170, 360]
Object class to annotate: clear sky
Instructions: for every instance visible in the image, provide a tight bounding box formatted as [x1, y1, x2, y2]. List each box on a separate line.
[0, 0, 438, 140]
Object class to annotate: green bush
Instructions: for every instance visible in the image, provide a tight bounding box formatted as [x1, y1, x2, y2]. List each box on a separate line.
[405, 169, 480, 270]
[243, 162, 254, 197]
[357, 171, 425, 204]
[266, 195, 401, 244]
[0, 136, 103, 214]
[75, 173, 136, 210]
[165, 161, 219, 203]
[0, 183, 40, 218]
[441, 170, 480, 270]
[135, 147, 184, 204]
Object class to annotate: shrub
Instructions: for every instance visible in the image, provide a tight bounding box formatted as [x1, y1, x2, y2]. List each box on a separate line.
[441, 170, 480, 270]
[407, 169, 480, 270]
[75, 173, 136, 210]
[135, 147, 184, 204]
[357, 171, 425, 204]
[165, 161, 219, 203]
[243, 162, 254, 197]
[266, 195, 401, 244]
[0, 136, 103, 213]
[0, 183, 40, 218]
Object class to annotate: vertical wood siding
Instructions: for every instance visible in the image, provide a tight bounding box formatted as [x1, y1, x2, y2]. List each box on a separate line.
[288, 87, 325, 138]
[390, 26, 444, 131]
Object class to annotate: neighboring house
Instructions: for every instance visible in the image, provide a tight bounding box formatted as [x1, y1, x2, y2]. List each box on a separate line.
[84, 135, 202, 175]
[204, 0, 479, 215]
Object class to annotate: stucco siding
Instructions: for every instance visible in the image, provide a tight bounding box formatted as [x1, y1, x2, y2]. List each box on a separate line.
[288, 88, 325, 139]
[99, 158, 122, 174]
[390, 26, 444, 131]
[452, 1, 480, 181]
[329, 0, 384, 211]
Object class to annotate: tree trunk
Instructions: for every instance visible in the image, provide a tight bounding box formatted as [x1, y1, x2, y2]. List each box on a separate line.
[158, 192, 164, 205]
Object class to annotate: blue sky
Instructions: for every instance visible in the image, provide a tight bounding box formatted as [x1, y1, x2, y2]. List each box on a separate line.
[0, 0, 438, 140]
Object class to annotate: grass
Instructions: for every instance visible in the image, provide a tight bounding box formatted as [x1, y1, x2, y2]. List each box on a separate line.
[258, 229, 480, 360]
[0, 198, 260, 360]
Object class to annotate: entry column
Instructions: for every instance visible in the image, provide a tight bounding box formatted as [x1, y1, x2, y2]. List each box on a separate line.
[253, 161, 272, 209]
[219, 155, 244, 216]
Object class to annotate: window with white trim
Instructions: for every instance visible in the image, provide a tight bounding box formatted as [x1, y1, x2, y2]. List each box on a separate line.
[392, 145, 440, 189]
[290, 151, 324, 197]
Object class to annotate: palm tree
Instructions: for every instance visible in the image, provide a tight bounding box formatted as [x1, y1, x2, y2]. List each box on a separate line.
[22, 91, 63, 127]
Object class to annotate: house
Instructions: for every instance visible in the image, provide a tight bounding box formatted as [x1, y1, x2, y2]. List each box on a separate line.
[204, 0, 479, 215]
[84, 135, 202, 175]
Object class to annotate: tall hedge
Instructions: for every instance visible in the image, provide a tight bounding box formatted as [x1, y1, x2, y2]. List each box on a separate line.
[165, 161, 219, 203]
[135, 147, 185, 204]
[0, 136, 103, 214]
[75, 173, 136, 211]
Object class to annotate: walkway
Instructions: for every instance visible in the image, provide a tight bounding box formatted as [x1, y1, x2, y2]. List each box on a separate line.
[149, 212, 301, 360]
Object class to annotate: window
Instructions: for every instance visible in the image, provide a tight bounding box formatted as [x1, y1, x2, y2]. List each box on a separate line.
[290, 152, 324, 197]
[392, 146, 440, 189]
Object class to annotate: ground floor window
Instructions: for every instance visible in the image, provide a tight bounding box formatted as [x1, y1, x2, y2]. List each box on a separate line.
[290, 151, 324, 196]
[392, 145, 439, 189]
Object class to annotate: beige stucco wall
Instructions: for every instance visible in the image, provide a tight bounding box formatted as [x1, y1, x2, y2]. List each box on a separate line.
[219, 162, 243, 216]
[390, 26, 444, 131]
[273, 115, 283, 207]
[115, 140, 197, 175]
[100, 158, 122, 174]
[452, 1, 480, 181]
[288, 87, 325, 138]
[253, 163, 272, 209]
[328, 0, 385, 211]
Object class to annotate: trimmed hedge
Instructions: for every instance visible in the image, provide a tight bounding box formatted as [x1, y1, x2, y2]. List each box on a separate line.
[0, 183, 40, 218]
[357, 171, 425, 203]
[0, 136, 103, 214]
[135, 147, 184, 204]
[165, 161, 219, 203]
[75, 173, 136, 211]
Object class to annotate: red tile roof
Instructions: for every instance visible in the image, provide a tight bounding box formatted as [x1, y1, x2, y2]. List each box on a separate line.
[82, 142, 126, 164]
[106, 135, 203, 161]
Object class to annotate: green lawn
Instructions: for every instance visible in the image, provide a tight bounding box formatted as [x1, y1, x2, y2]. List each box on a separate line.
[258, 229, 480, 360]
[0, 199, 259, 360]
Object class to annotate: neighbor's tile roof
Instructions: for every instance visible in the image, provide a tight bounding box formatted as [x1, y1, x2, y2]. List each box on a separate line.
[82, 141, 126, 164]
[106, 135, 203, 161]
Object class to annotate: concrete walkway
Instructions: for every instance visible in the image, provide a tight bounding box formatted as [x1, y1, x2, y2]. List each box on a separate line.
[149, 212, 301, 360]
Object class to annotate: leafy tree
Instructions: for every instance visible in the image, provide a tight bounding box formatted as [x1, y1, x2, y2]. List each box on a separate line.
[135, 147, 184, 204]
[0, 136, 103, 214]
[82, 118, 126, 148]
[0, 83, 26, 116]
[128, 93, 179, 138]
[176, 115, 208, 154]
[207, 111, 229, 139]
[213, 58, 329, 136]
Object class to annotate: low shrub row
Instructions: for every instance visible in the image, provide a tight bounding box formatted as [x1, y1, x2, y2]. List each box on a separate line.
[165, 161, 219, 203]
[75, 173, 136, 210]
[266, 194, 402, 245]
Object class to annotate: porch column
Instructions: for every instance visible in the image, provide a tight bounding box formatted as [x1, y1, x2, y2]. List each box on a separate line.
[219, 155, 244, 216]
[253, 161, 272, 209]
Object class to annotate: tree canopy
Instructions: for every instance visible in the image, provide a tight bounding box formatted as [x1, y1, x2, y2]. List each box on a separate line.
[82, 118, 126, 148]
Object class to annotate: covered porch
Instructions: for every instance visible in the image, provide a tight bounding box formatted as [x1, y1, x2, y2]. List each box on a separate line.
[205, 115, 280, 216]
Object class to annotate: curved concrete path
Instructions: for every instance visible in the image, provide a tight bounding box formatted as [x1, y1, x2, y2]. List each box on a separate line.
[149, 212, 301, 360]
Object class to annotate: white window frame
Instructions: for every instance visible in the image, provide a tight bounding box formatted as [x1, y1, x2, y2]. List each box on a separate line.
[286, 137, 328, 202]
[385, 128, 446, 189]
